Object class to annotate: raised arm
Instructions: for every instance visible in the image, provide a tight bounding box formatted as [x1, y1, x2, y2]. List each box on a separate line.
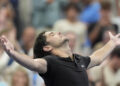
[88, 32, 120, 68]
[0, 36, 47, 73]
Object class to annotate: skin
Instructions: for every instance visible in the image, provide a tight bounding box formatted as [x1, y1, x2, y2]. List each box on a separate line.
[21, 27, 36, 53]
[0, 31, 120, 74]
[65, 32, 77, 51]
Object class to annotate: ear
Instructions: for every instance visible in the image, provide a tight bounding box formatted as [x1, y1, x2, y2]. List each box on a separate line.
[43, 45, 53, 52]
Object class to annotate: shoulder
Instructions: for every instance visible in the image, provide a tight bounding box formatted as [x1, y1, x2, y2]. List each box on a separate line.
[74, 53, 91, 62]
[54, 19, 67, 25]
[42, 55, 58, 63]
[76, 21, 87, 28]
[39, 55, 57, 75]
[74, 53, 90, 59]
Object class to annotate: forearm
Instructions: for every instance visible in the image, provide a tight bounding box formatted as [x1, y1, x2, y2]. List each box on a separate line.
[0, 36, 47, 73]
[7, 50, 37, 71]
[90, 40, 116, 64]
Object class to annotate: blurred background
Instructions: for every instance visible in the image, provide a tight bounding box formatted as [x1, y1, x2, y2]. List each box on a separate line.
[0, 0, 120, 86]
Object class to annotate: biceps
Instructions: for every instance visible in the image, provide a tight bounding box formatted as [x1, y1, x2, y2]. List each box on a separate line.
[33, 59, 47, 73]
[88, 57, 101, 69]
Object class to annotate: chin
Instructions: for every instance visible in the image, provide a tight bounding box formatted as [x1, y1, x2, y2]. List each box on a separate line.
[62, 36, 69, 41]
[56, 38, 69, 48]
[63, 38, 69, 44]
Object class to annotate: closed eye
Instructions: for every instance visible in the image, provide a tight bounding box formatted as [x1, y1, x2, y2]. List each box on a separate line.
[49, 32, 54, 36]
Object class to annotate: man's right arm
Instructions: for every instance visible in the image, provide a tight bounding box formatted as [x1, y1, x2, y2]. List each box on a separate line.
[0, 36, 47, 74]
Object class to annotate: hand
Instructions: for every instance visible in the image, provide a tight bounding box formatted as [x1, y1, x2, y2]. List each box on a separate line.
[109, 32, 120, 46]
[0, 35, 14, 54]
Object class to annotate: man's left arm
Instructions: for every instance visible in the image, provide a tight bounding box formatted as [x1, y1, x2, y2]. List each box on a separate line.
[88, 32, 120, 68]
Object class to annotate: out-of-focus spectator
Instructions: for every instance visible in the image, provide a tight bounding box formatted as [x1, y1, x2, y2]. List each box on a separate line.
[116, 0, 120, 16]
[0, 1, 15, 21]
[70, 0, 80, 3]
[0, 3, 14, 31]
[110, 0, 118, 16]
[53, 3, 87, 54]
[88, 1, 119, 48]
[93, 29, 117, 51]
[0, 21, 22, 85]
[60, 0, 82, 12]
[69, 0, 82, 7]
[110, 0, 120, 32]
[101, 46, 120, 86]
[20, 26, 36, 54]
[11, 67, 29, 86]
[32, 0, 62, 29]
[79, 0, 101, 24]
[9, 0, 19, 30]
[19, 0, 33, 28]
[6, 21, 21, 51]
[104, 0, 120, 17]
[0, 0, 28, 40]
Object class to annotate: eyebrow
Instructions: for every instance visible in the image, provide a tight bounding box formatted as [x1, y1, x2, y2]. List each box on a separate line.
[49, 32, 54, 36]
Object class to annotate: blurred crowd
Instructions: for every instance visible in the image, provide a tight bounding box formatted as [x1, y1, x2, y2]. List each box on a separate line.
[0, 0, 120, 86]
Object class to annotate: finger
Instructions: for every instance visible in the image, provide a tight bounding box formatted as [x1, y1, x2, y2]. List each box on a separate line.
[2, 38, 7, 43]
[2, 42, 7, 49]
[0, 38, 4, 43]
[1, 42, 5, 49]
[115, 33, 120, 38]
[0, 37, 3, 43]
[109, 31, 114, 38]
[0, 38, 6, 43]
[0, 38, 7, 46]
[1, 35, 8, 43]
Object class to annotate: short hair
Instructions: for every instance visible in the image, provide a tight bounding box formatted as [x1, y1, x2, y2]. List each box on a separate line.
[110, 46, 120, 59]
[33, 31, 51, 58]
[100, 1, 111, 10]
[11, 67, 29, 86]
[63, 3, 80, 12]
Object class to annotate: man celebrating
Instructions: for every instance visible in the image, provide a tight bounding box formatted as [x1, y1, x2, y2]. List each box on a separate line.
[0, 31, 120, 86]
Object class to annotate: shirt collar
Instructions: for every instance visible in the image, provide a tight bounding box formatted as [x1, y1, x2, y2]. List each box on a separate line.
[53, 54, 81, 62]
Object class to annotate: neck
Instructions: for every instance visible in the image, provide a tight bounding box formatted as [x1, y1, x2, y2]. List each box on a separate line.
[52, 42, 73, 59]
[67, 17, 77, 23]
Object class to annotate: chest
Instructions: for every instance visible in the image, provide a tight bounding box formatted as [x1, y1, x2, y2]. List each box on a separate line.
[50, 60, 88, 84]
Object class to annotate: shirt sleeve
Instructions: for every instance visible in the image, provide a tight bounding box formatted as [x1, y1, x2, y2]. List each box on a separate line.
[81, 56, 91, 69]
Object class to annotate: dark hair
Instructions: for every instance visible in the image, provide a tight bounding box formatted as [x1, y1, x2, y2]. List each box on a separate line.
[33, 31, 51, 58]
[63, 3, 80, 12]
[101, 1, 111, 10]
[110, 46, 120, 59]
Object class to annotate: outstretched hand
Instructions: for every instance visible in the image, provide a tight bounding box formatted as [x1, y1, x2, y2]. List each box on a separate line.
[0, 35, 14, 54]
[109, 32, 120, 46]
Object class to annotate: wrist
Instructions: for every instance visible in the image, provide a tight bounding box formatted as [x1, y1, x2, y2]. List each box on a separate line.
[109, 40, 117, 48]
[7, 49, 16, 57]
